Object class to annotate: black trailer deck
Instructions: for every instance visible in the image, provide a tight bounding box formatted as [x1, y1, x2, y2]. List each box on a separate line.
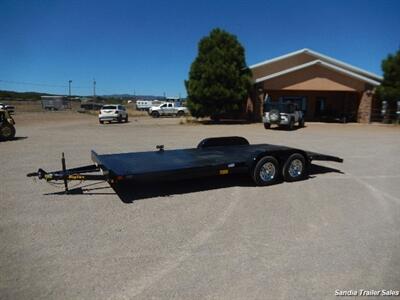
[28, 136, 343, 193]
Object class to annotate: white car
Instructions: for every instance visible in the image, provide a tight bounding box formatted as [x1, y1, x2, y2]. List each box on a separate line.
[148, 102, 188, 118]
[99, 105, 128, 124]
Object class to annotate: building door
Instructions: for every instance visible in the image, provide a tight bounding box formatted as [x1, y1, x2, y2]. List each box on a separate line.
[315, 97, 326, 118]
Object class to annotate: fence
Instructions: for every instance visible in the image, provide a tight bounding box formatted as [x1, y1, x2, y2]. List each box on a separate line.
[371, 108, 399, 123]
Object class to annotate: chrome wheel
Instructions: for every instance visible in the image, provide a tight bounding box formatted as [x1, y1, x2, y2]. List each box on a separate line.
[259, 162, 276, 182]
[288, 159, 303, 178]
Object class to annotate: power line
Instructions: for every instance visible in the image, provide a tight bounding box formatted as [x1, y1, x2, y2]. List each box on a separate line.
[68, 80, 72, 97]
[0, 79, 67, 88]
[0, 79, 91, 89]
[93, 79, 96, 98]
[1, 79, 183, 97]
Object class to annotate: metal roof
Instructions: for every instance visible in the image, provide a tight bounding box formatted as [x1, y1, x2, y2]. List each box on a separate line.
[254, 59, 381, 86]
[250, 48, 382, 82]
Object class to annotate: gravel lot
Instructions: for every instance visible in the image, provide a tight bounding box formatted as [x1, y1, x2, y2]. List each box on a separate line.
[1, 112, 399, 299]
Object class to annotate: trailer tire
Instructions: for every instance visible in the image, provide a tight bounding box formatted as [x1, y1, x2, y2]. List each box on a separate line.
[0, 123, 16, 140]
[282, 153, 307, 182]
[252, 156, 279, 186]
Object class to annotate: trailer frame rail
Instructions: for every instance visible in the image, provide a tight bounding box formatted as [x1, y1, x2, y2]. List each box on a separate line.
[27, 153, 109, 193]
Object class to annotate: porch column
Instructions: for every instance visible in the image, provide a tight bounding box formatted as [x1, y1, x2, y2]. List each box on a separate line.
[253, 86, 264, 122]
[357, 89, 374, 123]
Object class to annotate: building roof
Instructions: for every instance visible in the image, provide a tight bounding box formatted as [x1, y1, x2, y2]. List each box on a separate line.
[254, 59, 381, 86]
[249, 48, 383, 83]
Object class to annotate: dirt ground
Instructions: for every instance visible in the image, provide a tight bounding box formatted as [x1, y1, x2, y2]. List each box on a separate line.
[1, 112, 399, 299]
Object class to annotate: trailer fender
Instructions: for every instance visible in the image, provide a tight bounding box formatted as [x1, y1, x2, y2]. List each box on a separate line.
[248, 149, 310, 171]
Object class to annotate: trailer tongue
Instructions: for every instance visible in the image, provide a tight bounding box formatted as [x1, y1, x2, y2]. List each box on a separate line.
[27, 136, 343, 194]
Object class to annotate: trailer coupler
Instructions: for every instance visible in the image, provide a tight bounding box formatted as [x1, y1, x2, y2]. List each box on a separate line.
[27, 153, 109, 193]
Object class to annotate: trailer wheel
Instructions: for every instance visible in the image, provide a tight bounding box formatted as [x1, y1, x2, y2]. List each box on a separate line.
[282, 153, 307, 182]
[252, 156, 279, 186]
[0, 123, 16, 140]
[263, 123, 270, 129]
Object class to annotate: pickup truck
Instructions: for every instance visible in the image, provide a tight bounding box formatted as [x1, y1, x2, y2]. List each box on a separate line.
[148, 103, 188, 118]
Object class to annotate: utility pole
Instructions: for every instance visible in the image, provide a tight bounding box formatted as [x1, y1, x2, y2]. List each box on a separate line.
[93, 79, 96, 99]
[68, 80, 72, 98]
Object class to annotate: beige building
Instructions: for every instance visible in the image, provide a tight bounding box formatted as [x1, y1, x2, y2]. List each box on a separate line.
[246, 49, 382, 123]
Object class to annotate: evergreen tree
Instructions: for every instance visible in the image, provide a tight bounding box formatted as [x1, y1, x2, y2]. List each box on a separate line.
[185, 28, 252, 118]
[376, 49, 400, 103]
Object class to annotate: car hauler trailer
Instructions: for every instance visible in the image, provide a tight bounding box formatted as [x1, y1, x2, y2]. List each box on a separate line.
[27, 137, 343, 193]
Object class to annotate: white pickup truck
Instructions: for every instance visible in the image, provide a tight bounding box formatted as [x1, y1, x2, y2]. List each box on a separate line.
[148, 102, 189, 118]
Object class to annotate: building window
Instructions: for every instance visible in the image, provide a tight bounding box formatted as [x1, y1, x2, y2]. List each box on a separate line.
[281, 96, 307, 112]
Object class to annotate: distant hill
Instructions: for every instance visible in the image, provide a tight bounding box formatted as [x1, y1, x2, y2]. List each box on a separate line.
[101, 94, 166, 100]
[0, 90, 185, 102]
[0, 90, 55, 101]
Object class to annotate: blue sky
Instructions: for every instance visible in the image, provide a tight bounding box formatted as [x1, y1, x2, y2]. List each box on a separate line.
[0, 0, 399, 97]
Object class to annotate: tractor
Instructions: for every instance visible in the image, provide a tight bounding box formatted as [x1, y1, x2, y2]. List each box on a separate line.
[0, 108, 16, 140]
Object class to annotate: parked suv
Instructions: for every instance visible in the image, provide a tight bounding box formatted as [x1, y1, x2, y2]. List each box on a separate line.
[99, 105, 128, 124]
[0, 108, 16, 140]
[263, 101, 305, 130]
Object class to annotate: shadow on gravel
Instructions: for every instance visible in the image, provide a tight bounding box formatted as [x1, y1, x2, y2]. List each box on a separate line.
[43, 164, 344, 203]
[308, 164, 344, 176]
[0, 136, 28, 142]
[112, 174, 254, 203]
[44, 181, 114, 196]
[267, 126, 307, 131]
[201, 120, 251, 125]
[112, 163, 344, 203]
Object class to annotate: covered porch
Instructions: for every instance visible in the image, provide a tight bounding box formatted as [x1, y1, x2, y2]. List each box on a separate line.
[247, 49, 382, 123]
[260, 90, 360, 122]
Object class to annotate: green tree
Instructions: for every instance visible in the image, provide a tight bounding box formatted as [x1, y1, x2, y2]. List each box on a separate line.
[185, 28, 252, 118]
[376, 49, 400, 103]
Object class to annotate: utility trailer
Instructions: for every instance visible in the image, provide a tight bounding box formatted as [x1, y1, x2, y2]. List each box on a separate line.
[27, 137, 343, 193]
